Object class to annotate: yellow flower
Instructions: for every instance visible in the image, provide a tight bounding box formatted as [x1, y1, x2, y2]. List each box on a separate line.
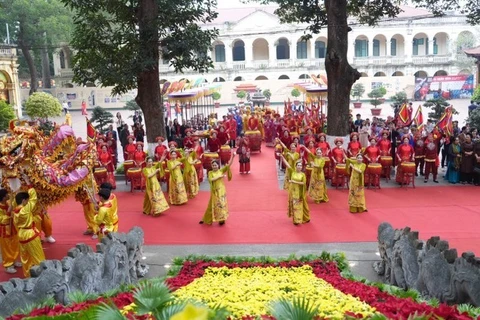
[170, 303, 209, 320]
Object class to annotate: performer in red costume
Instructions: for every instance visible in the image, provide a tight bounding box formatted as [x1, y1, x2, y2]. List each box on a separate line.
[217, 125, 229, 146]
[183, 129, 195, 149]
[207, 130, 222, 152]
[316, 133, 331, 157]
[124, 136, 136, 161]
[413, 132, 425, 176]
[378, 130, 391, 156]
[98, 144, 116, 189]
[226, 115, 238, 148]
[154, 136, 167, 161]
[347, 132, 362, 157]
[330, 138, 347, 186]
[423, 133, 439, 183]
[133, 142, 147, 168]
[395, 136, 415, 184]
[247, 113, 259, 131]
[363, 138, 380, 164]
[193, 138, 204, 183]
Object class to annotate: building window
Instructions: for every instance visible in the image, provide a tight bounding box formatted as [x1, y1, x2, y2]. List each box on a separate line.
[355, 40, 368, 57]
[373, 39, 380, 56]
[315, 41, 326, 58]
[390, 39, 397, 56]
[215, 45, 225, 62]
[233, 41, 245, 61]
[433, 37, 438, 55]
[276, 39, 290, 60]
[297, 41, 308, 59]
[59, 51, 66, 69]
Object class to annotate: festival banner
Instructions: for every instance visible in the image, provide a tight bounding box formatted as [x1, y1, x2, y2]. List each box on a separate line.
[86, 117, 97, 142]
[413, 105, 424, 130]
[436, 106, 453, 136]
[414, 74, 474, 101]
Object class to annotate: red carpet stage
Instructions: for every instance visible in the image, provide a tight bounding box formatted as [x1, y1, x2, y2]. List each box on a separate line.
[2, 144, 479, 281]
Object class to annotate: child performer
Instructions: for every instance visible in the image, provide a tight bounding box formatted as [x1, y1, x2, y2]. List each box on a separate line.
[0, 189, 22, 274]
[237, 144, 251, 174]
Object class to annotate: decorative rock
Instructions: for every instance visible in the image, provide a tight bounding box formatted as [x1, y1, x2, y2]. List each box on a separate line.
[0, 227, 149, 318]
[374, 222, 480, 307]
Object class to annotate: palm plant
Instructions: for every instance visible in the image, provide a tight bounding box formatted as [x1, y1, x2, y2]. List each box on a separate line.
[269, 296, 319, 320]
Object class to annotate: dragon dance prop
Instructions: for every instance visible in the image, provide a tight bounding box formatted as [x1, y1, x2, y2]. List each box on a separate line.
[0, 120, 98, 208]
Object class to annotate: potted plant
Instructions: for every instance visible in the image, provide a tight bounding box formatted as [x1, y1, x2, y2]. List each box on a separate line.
[291, 88, 301, 105]
[378, 86, 387, 104]
[368, 88, 386, 116]
[212, 91, 221, 108]
[236, 90, 246, 103]
[263, 89, 272, 106]
[351, 83, 365, 108]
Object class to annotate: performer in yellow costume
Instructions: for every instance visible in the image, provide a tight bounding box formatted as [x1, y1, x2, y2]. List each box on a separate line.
[33, 205, 55, 243]
[183, 149, 199, 199]
[167, 150, 188, 205]
[305, 148, 329, 203]
[281, 158, 310, 225]
[276, 138, 300, 191]
[349, 154, 368, 213]
[0, 189, 22, 274]
[199, 154, 235, 226]
[94, 188, 118, 241]
[142, 157, 169, 216]
[99, 182, 118, 232]
[13, 188, 45, 277]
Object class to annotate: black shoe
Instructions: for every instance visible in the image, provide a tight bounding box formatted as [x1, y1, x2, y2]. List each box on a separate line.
[424, 180, 427, 183]
[433, 180, 439, 183]
[415, 172, 418, 177]
[199, 221, 204, 224]
[293, 222, 299, 226]
[219, 221, 225, 226]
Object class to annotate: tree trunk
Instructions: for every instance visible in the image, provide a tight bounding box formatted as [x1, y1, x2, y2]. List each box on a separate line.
[19, 43, 38, 95]
[325, 0, 360, 136]
[41, 45, 52, 89]
[135, 0, 165, 144]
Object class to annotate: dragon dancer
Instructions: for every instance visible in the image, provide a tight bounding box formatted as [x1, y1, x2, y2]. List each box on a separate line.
[0, 189, 22, 274]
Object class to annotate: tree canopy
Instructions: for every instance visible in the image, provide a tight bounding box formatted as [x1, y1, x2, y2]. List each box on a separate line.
[24, 92, 62, 119]
[0, 0, 74, 93]
[252, 0, 480, 136]
[62, 0, 219, 143]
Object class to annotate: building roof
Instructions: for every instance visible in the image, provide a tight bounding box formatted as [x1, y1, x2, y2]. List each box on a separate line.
[464, 45, 480, 58]
[209, 5, 432, 25]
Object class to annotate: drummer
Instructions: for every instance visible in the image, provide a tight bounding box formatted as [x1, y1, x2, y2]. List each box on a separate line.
[395, 136, 415, 184]
[183, 129, 195, 149]
[207, 130, 222, 153]
[154, 136, 168, 162]
[363, 137, 381, 187]
[331, 137, 347, 186]
[217, 125, 229, 146]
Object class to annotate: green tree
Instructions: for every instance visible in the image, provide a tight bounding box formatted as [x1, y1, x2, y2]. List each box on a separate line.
[390, 91, 409, 109]
[472, 86, 480, 103]
[453, 29, 479, 73]
[90, 106, 114, 133]
[0, 0, 74, 94]
[467, 108, 480, 130]
[252, 0, 480, 136]
[0, 100, 16, 132]
[423, 97, 458, 121]
[62, 0, 218, 143]
[212, 91, 221, 101]
[237, 90, 247, 100]
[263, 89, 272, 101]
[24, 92, 62, 119]
[368, 88, 385, 108]
[291, 88, 301, 99]
[351, 83, 365, 101]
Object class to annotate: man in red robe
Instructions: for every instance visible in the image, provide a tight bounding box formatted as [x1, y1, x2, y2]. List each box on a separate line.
[207, 130, 222, 152]
[226, 115, 238, 148]
[423, 133, 439, 183]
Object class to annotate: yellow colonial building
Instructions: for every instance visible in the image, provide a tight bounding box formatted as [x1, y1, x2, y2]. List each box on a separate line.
[0, 45, 22, 117]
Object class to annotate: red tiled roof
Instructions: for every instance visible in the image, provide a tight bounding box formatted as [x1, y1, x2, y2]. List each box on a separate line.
[464, 45, 480, 57]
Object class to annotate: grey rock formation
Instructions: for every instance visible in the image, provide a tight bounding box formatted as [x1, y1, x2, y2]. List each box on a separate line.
[374, 222, 480, 307]
[0, 227, 149, 318]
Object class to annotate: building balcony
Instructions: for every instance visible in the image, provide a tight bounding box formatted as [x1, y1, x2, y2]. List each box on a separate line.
[58, 68, 74, 78]
[0, 46, 16, 57]
[390, 57, 406, 65]
[352, 57, 369, 66]
[412, 56, 430, 64]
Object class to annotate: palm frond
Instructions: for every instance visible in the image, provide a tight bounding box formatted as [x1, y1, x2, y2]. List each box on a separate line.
[153, 302, 188, 320]
[270, 296, 318, 320]
[68, 291, 98, 304]
[95, 303, 127, 320]
[134, 281, 174, 315]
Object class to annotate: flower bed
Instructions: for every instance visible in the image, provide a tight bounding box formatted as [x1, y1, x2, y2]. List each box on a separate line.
[6, 254, 478, 320]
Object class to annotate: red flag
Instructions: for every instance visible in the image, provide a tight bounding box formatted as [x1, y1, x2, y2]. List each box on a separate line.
[86, 117, 97, 142]
[436, 107, 453, 136]
[413, 105, 424, 129]
[397, 103, 409, 125]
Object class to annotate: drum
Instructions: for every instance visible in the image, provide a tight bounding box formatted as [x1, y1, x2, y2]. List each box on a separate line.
[219, 145, 231, 164]
[94, 167, 107, 178]
[401, 162, 416, 174]
[203, 152, 219, 171]
[367, 163, 382, 175]
[335, 164, 347, 176]
[127, 168, 142, 180]
[245, 130, 262, 152]
[322, 157, 331, 178]
[380, 156, 393, 167]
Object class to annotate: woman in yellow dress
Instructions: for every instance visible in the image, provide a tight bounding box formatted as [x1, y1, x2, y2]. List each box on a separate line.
[304, 147, 329, 203]
[199, 153, 235, 226]
[183, 149, 199, 199]
[142, 157, 170, 216]
[167, 150, 188, 205]
[276, 138, 300, 191]
[349, 154, 368, 213]
[281, 157, 310, 225]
